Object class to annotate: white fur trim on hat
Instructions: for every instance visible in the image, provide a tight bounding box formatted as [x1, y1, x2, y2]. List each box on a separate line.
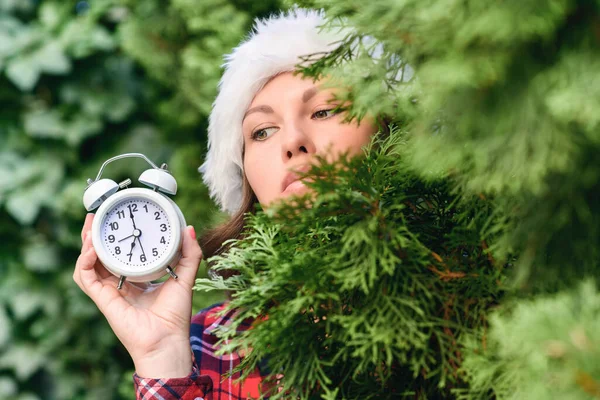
[198, 7, 348, 214]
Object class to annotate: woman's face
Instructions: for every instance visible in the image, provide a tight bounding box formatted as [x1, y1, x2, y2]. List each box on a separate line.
[242, 72, 377, 207]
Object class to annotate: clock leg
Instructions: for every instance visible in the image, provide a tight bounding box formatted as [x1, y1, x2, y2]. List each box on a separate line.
[165, 266, 178, 280]
[117, 275, 127, 290]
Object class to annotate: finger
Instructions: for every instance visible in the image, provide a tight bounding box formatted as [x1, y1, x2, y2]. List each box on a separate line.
[77, 245, 115, 297]
[74, 234, 96, 286]
[80, 235, 116, 281]
[81, 213, 94, 243]
[174, 225, 203, 288]
[74, 246, 135, 316]
[74, 244, 101, 293]
[75, 234, 111, 284]
[82, 230, 94, 254]
[74, 249, 147, 301]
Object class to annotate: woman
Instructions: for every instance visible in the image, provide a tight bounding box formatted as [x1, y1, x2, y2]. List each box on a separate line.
[74, 8, 381, 399]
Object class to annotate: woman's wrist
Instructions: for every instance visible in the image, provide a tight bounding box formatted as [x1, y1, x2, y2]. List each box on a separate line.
[132, 338, 193, 378]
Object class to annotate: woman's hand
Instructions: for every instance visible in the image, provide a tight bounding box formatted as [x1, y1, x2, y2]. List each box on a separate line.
[74, 213, 203, 378]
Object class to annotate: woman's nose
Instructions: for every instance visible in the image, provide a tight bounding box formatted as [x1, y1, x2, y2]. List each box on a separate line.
[280, 124, 316, 162]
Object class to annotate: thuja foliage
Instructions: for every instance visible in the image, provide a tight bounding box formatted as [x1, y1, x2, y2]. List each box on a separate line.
[457, 280, 600, 400]
[290, 0, 599, 397]
[196, 128, 505, 399]
[293, 0, 600, 289]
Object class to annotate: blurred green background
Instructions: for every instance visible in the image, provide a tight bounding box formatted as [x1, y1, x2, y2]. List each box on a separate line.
[0, 0, 281, 398]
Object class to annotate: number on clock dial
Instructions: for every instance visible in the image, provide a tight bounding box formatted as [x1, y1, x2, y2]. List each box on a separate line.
[102, 199, 171, 267]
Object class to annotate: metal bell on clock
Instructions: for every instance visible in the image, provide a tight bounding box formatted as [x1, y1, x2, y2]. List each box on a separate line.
[83, 179, 119, 211]
[138, 164, 177, 195]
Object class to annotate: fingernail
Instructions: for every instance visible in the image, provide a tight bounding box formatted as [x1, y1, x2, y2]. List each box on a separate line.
[188, 225, 196, 240]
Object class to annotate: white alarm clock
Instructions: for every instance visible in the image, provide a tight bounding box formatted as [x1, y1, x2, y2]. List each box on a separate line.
[82, 153, 186, 289]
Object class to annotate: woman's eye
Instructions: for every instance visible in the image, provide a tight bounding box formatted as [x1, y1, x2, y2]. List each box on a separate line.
[312, 109, 336, 120]
[251, 127, 278, 141]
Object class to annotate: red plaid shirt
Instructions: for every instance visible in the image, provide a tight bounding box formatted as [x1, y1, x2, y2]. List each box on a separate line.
[133, 302, 267, 399]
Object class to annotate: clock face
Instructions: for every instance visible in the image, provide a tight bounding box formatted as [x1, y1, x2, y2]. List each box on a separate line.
[100, 197, 173, 271]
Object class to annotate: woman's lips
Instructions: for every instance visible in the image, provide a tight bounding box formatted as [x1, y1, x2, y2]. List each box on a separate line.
[282, 179, 308, 195]
[281, 164, 311, 194]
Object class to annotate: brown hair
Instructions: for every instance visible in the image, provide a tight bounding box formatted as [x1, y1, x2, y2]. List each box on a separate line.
[199, 174, 257, 261]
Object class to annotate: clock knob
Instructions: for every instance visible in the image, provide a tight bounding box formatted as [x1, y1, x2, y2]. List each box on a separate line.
[83, 178, 119, 211]
[138, 168, 177, 195]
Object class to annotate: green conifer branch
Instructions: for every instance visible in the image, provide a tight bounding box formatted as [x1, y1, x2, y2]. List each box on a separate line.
[195, 127, 503, 398]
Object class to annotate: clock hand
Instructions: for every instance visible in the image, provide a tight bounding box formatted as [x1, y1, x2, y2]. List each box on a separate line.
[118, 234, 134, 242]
[126, 239, 136, 262]
[128, 205, 138, 230]
[136, 236, 146, 258]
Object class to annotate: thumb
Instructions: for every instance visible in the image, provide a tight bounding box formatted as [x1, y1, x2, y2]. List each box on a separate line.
[174, 225, 203, 287]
